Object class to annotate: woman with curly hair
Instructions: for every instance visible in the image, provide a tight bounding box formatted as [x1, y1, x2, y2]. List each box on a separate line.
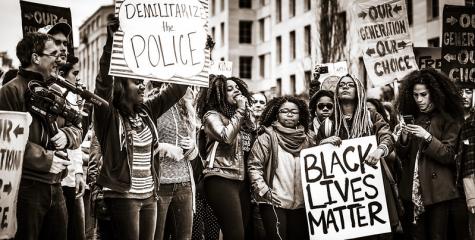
[309, 89, 334, 136]
[247, 96, 314, 240]
[196, 75, 255, 240]
[396, 69, 464, 239]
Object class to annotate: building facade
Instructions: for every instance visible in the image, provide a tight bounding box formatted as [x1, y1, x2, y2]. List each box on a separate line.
[77, 5, 114, 91]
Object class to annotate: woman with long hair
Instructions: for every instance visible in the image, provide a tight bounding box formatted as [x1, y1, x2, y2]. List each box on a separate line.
[248, 96, 314, 240]
[196, 75, 255, 240]
[396, 69, 465, 239]
[93, 18, 187, 239]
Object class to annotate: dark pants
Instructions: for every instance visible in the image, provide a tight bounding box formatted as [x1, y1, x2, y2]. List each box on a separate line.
[191, 192, 220, 240]
[402, 200, 452, 240]
[259, 205, 308, 240]
[105, 196, 157, 240]
[63, 186, 86, 240]
[15, 179, 68, 240]
[250, 204, 267, 240]
[204, 176, 250, 240]
[83, 189, 96, 239]
[447, 197, 470, 240]
[155, 182, 193, 240]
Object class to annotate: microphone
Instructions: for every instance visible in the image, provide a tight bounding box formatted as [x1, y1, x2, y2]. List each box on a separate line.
[50, 75, 109, 107]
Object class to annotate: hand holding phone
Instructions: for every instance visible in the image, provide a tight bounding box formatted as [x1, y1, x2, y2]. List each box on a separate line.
[402, 115, 414, 125]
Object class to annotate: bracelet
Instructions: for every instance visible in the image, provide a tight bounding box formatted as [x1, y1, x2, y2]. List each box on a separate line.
[425, 134, 433, 143]
[377, 144, 389, 158]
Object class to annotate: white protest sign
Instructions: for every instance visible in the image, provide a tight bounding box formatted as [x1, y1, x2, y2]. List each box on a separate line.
[0, 111, 31, 239]
[209, 61, 232, 77]
[300, 136, 391, 239]
[353, 0, 418, 87]
[110, 0, 210, 87]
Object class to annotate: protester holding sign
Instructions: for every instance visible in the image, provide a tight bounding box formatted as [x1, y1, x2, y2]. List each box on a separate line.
[0, 32, 82, 239]
[396, 68, 464, 239]
[196, 74, 255, 240]
[247, 96, 314, 240]
[92, 18, 187, 239]
[315, 75, 399, 238]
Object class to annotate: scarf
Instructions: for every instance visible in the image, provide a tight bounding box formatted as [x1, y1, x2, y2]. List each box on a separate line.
[271, 121, 308, 156]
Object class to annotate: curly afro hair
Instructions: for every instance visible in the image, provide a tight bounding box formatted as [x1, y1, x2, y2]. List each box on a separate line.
[397, 68, 463, 120]
[309, 89, 334, 120]
[260, 96, 310, 132]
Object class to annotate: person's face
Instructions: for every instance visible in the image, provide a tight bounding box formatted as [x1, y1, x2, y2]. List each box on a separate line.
[36, 39, 59, 78]
[126, 79, 146, 105]
[337, 77, 357, 101]
[413, 84, 431, 111]
[462, 88, 473, 110]
[51, 32, 68, 64]
[315, 96, 333, 121]
[65, 62, 79, 84]
[367, 101, 377, 112]
[251, 93, 267, 118]
[277, 101, 300, 128]
[225, 80, 243, 106]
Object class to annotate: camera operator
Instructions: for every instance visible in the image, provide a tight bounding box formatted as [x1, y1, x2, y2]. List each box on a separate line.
[0, 32, 82, 239]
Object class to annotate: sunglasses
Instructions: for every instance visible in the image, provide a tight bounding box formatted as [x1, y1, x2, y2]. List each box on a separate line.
[317, 103, 333, 110]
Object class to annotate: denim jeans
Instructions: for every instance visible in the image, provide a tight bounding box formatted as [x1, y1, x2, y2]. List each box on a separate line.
[15, 179, 68, 240]
[63, 186, 86, 240]
[105, 196, 157, 240]
[155, 182, 193, 240]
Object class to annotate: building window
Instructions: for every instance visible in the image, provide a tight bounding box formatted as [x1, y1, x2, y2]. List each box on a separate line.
[211, 27, 216, 43]
[290, 31, 296, 60]
[290, 75, 296, 95]
[239, 21, 253, 44]
[289, 0, 295, 18]
[406, 0, 413, 25]
[304, 25, 311, 56]
[428, 37, 439, 47]
[305, 71, 311, 90]
[261, 0, 269, 6]
[259, 55, 265, 77]
[276, 0, 282, 23]
[276, 78, 282, 96]
[276, 36, 282, 64]
[427, 0, 439, 21]
[304, 0, 311, 11]
[211, 0, 216, 15]
[240, 56, 253, 79]
[259, 18, 265, 42]
[221, 0, 225, 11]
[239, 0, 252, 8]
[220, 22, 225, 46]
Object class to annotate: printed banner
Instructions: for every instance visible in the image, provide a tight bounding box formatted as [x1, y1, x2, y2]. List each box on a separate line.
[353, 0, 418, 87]
[441, 5, 475, 85]
[19, 0, 74, 56]
[110, 0, 210, 87]
[300, 136, 391, 239]
[209, 61, 232, 77]
[0, 112, 31, 239]
[414, 47, 442, 71]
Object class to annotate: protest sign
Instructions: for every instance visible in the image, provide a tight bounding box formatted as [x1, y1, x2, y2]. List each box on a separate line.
[316, 61, 349, 93]
[209, 61, 232, 77]
[109, 0, 210, 87]
[353, 0, 418, 87]
[0, 112, 31, 239]
[300, 136, 391, 239]
[441, 5, 475, 85]
[19, 1, 74, 56]
[414, 47, 442, 71]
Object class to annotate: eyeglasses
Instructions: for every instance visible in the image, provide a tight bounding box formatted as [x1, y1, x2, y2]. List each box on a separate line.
[317, 103, 333, 110]
[338, 82, 356, 88]
[278, 109, 299, 115]
[252, 100, 266, 105]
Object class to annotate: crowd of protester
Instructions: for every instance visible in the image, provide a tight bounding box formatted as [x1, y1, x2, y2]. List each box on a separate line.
[2, 17, 475, 240]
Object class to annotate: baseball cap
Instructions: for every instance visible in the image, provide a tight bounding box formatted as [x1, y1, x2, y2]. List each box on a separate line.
[38, 22, 72, 37]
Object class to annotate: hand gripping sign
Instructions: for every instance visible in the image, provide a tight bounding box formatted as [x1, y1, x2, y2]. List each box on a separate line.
[112, 0, 208, 86]
[300, 136, 391, 240]
[0, 111, 31, 239]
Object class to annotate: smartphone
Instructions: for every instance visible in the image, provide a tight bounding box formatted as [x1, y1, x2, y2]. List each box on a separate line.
[402, 115, 414, 124]
[319, 66, 329, 74]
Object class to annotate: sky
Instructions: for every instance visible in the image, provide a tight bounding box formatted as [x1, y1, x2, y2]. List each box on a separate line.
[0, 0, 113, 66]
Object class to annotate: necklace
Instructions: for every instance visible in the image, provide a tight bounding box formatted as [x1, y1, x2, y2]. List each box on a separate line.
[128, 114, 143, 129]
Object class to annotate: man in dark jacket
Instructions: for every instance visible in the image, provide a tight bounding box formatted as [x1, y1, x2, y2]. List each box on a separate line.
[0, 32, 82, 239]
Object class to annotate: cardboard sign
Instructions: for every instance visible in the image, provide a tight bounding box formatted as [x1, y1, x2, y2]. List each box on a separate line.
[316, 61, 349, 93]
[414, 47, 442, 71]
[110, 0, 210, 87]
[209, 61, 232, 77]
[19, 1, 74, 56]
[353, 0, 418, 87]
[0, 112, 31, 239]
[441, 5, 475, 85]
[300, 136, 391, 239]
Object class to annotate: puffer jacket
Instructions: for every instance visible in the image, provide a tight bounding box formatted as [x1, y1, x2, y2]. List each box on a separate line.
[202, 109, 248, 181]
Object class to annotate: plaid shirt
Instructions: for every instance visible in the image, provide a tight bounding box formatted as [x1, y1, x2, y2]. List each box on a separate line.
[457, 110, 475, 185]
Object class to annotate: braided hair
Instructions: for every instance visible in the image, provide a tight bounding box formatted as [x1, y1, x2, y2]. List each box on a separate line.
[397, 68, 463, 120]
[260, 96, 310, 133]
[334, 74, 372, 138]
